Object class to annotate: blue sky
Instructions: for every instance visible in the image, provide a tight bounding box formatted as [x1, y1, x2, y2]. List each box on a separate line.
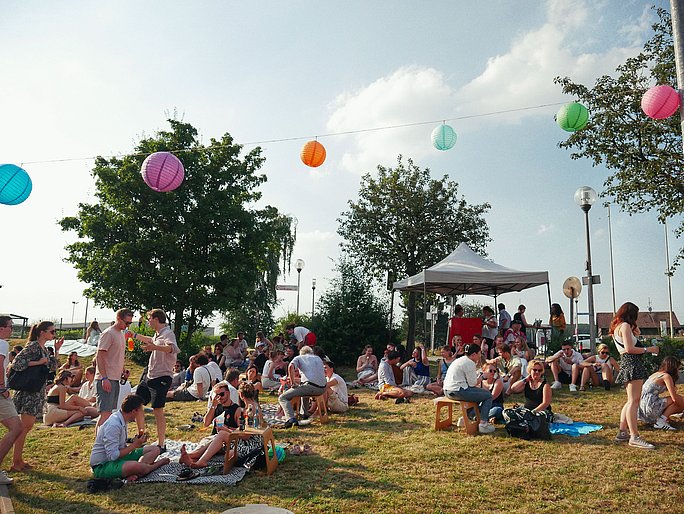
[1, 0, 681, 331]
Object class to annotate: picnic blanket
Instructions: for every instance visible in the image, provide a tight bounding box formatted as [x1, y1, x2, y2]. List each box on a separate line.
[549, 422, 602, 437]
[133, 437, 262, 485]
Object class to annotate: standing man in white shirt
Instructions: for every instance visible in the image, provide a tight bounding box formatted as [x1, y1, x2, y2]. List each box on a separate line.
[285, 323, 317, 349]
[132, 309, 179, 451]
[498, 303, 512, 335]
[0, 317, 22, 485]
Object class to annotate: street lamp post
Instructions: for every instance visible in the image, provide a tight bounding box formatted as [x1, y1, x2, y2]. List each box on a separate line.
[574, 186, 598, 353]
[295, 259, 305, 316]
[311, 278, 316, 318]
[71, 301, 79, 326]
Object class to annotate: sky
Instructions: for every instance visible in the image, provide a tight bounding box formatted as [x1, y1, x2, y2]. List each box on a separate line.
[1, 0, 681, 333]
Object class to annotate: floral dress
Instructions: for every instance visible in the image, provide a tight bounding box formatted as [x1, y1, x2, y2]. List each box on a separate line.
[638, 373, 668, 424]
[12, 341, 49, 417]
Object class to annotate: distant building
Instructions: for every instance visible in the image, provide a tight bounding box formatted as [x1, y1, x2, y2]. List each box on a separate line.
[596, 311, 681, 337]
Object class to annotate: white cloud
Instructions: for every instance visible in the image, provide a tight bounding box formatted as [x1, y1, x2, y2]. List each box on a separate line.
[326, 66, 457, 173]
[455, 0, 646, 124]
[537, 223, 554, 235]
[298, 230, 335, 242]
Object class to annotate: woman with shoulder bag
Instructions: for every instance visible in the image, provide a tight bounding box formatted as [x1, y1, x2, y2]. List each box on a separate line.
[9, 321, 63, 471]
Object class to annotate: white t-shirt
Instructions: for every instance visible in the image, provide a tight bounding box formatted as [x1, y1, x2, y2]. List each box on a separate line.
[0, 338, 8, 377]
[79, 380, 96, 401]
[327, 372, 348, 404]
[292, 326, 310, 343]
[188, 365, 211, 399]
[443, 356, 477, 392]
[206, 361, 223, 384]
[377, 360, 396, 388]
[551, 349, 584, 373]
[482, 316, 498, 340]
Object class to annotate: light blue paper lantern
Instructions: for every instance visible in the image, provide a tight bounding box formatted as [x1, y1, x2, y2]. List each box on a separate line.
[0, 164, 32, 205]
[431, 124, 457, 150]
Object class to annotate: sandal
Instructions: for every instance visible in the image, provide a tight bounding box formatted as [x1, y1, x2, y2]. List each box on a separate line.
[290, 444, 302, 456]
[176, 468, 200, 481]
[302, 444, 313, 455]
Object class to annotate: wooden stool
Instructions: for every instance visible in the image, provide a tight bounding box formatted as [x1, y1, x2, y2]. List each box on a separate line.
[224, 426, 278, 475]
[433, 396, 480, 436]
[292, 395, 329, 424]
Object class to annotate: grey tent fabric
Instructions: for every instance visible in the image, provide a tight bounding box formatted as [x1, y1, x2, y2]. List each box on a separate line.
[392, 243, 549, 296]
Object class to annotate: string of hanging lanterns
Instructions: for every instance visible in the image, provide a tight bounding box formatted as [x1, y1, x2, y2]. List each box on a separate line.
[2, 91, 677, 202]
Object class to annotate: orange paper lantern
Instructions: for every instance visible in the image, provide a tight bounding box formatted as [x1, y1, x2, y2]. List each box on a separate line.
[300, 140, 326, 167]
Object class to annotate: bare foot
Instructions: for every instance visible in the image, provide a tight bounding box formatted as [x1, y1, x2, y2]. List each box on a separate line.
[190, 460, 208, 469]
[52, 423, 65, 428]
[127, 474, 139, 482]
[179, 445, 193, 467]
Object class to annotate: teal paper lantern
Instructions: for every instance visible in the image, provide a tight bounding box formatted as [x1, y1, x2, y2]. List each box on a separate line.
[431, 124, 457, 150]
[556, 102, 589, 132]
[0, 164, 32, 205]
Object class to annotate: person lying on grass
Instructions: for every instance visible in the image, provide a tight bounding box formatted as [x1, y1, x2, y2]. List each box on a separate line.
[374, 350, 413, 403]
[44, 370, 98, 427]
[89, 394, 169, 481]
[180, 382, 245, 468]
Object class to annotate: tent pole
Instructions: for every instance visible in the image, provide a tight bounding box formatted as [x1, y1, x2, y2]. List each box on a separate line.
[546, 282, 552, 319]
[423, 274, 427, 344]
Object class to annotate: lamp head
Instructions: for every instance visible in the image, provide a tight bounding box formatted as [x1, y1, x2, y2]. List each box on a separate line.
[574, 186, 597, 213]
[296, 259, 305, 272]
[312, 278, 316, 288]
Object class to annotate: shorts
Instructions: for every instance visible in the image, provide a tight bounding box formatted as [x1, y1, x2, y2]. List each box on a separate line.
[92, 448, 144, 479]
[147, 376, 172, 409]
[304, 332, 317, 346]
[44, 404, 69, 425]
[0, 396, 18, 421]
[172, 387, 198, 402]
[96, 379, 120, 412]
[558, 370, 575, 384]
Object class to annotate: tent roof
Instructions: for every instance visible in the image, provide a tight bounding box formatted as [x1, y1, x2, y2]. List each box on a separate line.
[392, 243, 549, 296]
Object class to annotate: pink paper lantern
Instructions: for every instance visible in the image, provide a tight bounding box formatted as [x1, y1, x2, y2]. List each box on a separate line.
[641, 85, 681, 119]
[140, 152, 185, 192]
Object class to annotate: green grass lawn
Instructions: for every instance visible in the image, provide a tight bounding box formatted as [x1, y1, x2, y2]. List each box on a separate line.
[5, 360, 684, 514]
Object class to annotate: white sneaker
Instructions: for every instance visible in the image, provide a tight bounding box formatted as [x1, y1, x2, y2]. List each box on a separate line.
[550, 381, 562, 390]
[629, 436, 655, 450]
[569, 384, 578, 392]
[0, 471, 13, 486]
[456, 416, 465, 427]
[653, 419, 677, 431]
[478, 422, 495, 434]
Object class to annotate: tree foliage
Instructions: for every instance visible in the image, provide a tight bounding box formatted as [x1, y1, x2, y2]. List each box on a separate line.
[337, 156, 491, 350]
[313, 257, 392, 365]
[555, 8, 684, 267]
[60, 119, 295, 346]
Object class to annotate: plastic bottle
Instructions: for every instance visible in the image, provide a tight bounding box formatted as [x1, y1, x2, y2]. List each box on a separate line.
[239, 412, 246, 431]
[127, 338, 135, 352]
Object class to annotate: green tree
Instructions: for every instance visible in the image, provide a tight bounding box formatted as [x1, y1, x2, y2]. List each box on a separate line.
[555, 8, 684, 267]
[60, 119, 295, 346]
[313, 257, 391, 365]
[338, 156, 491, 351]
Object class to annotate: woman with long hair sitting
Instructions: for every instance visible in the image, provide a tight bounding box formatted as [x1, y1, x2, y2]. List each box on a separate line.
[44, 370, 97, 427]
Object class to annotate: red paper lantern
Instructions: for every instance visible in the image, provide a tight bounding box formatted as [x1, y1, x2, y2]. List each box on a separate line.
[300, 141, 326, 167]
[641, 85, 680, 119]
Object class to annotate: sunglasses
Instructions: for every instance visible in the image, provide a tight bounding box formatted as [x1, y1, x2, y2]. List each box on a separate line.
[599, 352, 608, 355]
[531, 368, 543, 373]
[123, 320, 133, 326]
[216, 391, 227, 398]
[48, 329, 56, 334]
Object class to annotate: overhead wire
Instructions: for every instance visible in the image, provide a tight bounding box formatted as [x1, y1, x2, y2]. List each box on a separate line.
[18, 100, 567, 167]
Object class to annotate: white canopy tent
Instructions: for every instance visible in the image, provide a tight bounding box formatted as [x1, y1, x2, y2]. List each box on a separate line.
[393, 243, 550, 299]
[392, 243, 551, 347]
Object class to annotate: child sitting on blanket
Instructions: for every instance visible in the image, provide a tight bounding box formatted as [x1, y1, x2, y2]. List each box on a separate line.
[180, 382, 243, 468]
[239, 381, 264, 428]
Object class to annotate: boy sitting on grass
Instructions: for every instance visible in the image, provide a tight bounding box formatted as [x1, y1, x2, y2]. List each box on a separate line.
[89, 394, 169, 481]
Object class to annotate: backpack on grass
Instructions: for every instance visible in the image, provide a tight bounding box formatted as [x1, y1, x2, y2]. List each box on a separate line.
[503, 406, 552, 440]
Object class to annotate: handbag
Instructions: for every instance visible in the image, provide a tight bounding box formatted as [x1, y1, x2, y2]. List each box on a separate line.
[8, 363, 49, 393]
